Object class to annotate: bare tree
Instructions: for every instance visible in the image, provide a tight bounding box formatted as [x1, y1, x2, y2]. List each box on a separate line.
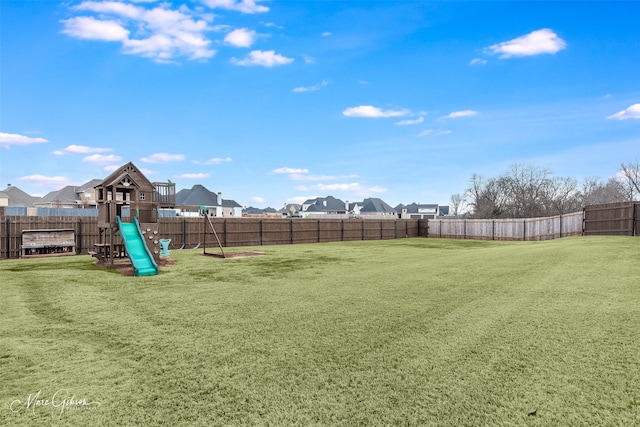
[465, 174, 509, 218]
[501, 163, 552, 217]
[449, 193, 466, 217]
[542, 176, 580, 215]
[619, 161, 640, 200]
[579, 176, 628, 206]
[462, 162, 639, 218]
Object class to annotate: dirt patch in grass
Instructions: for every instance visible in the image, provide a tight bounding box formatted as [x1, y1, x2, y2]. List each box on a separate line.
[202, 251, 265, 259]
[93, 257, 175, 276]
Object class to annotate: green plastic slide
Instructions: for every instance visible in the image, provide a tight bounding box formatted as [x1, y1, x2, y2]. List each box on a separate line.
[116, 216, 158, 276]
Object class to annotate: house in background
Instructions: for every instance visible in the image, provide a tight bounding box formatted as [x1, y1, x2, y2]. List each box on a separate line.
[175, 184, 242, 217]
[278, 204, 302, 217]
[0, 184, 40, 207]
[395, 203, 450, 219]
[243, 206, 279, 217]
[34, 179, 102, 209]
[301, 196, 348, 215]
[358, 198, 396, 217]
[300, 196, 398, 218]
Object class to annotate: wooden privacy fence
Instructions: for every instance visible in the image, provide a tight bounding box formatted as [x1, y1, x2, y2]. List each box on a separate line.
[1, 216, 99, 259]
[426, 212, 584, 241]
[0, 206, 634, 259]
[163, 218, 420, 249]
[0, 217, 420, 259]
[583, 202, 639, 236]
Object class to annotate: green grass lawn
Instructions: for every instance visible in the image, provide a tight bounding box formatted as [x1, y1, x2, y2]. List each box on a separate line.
[1, 237, 639, 426]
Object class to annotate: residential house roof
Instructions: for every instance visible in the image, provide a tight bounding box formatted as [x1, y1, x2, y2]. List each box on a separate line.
[35, 179, 102, 206]
[78, 179, 103, 192]
[37, 185, 82, 206]
[395, 203, 450, 216]
[303, 196, 347, 212]
[243, 206, 278, 215]
[278, 204, 302, 215]
[0, 185, 40, 207]
[359, 197, 395, 213]
[176, 184, 220, 206]
[176, 184, 242, 208]
[243, 206, 264, 215]
[221, 199, 242, 208]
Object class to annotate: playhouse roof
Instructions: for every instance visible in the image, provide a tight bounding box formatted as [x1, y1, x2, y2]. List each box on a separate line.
[96, 162, 155, 191]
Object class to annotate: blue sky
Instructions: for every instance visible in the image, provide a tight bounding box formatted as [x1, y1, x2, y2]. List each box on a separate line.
[1, 0, 639, 208]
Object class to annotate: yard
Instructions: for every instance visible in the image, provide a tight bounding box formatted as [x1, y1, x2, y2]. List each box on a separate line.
[1, 237, 639, 426]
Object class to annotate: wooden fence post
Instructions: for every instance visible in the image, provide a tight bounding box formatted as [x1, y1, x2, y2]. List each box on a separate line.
[559, 214, 563, 238]
[182, 218, 186, 248]
[5, 218, 10, 259]
[77, 218, 82, 254]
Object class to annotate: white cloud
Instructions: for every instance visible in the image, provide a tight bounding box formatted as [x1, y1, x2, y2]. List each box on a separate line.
[343, 106, 410, 118]
[251, 196, 265, 203]
[17, 175, 69, 187]
[140, 153, 185, 163]
[395, 117, 424, 126]
[102, 165, 121, 173]
[0, 132, 48, 149]
[262, 22, 283, 30]
[74, 1, 143, 19]
[607, 104, 640, 120]
[273, 167, 309, 174]
[486, 28, 567, 58]
[224, 28, 256, 48]
[61, 16, 130, 41]
[293, 185, 307, 191]
[316, 182, 387, 195]
[201, 0, 269, 14]
[193, 157, 233, 165]
[418, 129, 452, 137]
[179, 172, 210, 179]
[443, 110, 478, 119]
[303, 55, 316, 64]
[53, 144, 112, 155]
[287, 195, 316, 205]
[321, 31, 332, 37]
[231, 50, 294, 67]
[470, 58, 487, 66]
[289, 174, 340, 181]
[318, 183, 360, 191]
[274, 167, 357, 182]
[62, 2, 217, 63]
[293, 80, 330, 93]
[82, 154, 123, 164]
